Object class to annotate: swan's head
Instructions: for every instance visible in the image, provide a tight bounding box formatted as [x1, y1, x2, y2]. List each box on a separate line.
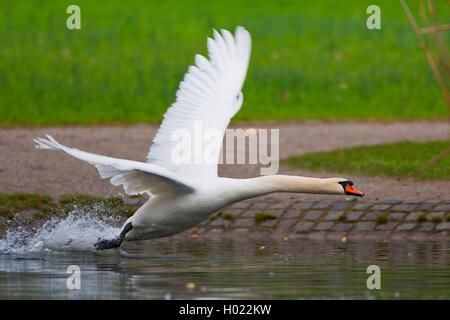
[336, 179, 364, 197]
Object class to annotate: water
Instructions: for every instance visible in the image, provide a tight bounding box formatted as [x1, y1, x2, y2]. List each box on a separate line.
[0, 212, 449, 299]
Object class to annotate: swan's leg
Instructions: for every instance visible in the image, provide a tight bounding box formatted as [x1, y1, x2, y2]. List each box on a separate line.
[94, 222, 132, 250]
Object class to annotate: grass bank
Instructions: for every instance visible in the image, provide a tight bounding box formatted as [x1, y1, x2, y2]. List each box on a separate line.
[0, 194, 140, 224]
[282, 141, 450, 180]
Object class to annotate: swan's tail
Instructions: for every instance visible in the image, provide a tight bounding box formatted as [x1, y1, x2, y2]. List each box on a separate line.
[34, 135, 66, 151]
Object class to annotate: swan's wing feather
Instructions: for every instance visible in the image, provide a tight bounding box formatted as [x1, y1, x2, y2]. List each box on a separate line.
[34, 135, 195, 196]
[146, 26, 251, 179]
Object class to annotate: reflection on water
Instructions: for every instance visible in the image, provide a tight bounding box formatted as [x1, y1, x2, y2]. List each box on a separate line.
[0, 239, 449, 299]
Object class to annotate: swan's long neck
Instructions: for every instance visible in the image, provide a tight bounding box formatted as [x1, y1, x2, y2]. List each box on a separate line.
[220, 175, 343, 204]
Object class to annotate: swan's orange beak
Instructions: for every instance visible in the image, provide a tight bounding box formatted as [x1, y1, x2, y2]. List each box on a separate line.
[345, 184, 364, 197]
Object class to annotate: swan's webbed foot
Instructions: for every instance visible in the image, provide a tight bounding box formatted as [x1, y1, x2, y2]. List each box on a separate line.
[94, 222, 132, 250]
[94, 237, 122, 250]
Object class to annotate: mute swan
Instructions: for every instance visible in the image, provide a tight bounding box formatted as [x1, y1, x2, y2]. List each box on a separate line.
[34, 26, 364, 250]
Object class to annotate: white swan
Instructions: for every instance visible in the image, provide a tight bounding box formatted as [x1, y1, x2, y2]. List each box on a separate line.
[34, 27, 363, 249]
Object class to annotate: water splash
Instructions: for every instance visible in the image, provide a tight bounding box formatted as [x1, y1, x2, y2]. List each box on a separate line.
[0, 206, 121, 255]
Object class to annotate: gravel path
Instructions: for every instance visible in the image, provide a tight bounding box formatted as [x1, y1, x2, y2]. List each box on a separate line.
[0, 120, 448, 199]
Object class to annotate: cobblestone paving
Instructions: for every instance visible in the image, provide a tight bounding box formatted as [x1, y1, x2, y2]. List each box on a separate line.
[182, 198, 450, 241]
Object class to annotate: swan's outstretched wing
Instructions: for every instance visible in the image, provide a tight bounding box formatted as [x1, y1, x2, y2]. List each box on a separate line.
[146, 26, 251, 179]
[35, 135, 195, 196]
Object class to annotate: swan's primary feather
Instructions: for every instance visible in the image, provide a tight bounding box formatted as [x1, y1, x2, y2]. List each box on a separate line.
[33, 26, 251, 195]
[146, 26, 251, 179]
[34, 135, 195, 196]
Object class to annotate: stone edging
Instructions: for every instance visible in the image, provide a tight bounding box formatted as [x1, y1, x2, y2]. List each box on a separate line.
[181, 198, 450, 241]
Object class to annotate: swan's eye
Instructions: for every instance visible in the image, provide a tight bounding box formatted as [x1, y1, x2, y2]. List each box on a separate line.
[338, 180, 353, 187]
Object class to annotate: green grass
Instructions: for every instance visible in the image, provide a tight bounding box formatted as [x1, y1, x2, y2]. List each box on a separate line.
[376, 214, 388, 225]
[430, 216, 442, 223]
[254, 212, 277, 222]
[282, 141, 450, 180]
[223, 213, 234, 220]
[58, 194, 122, 208]
[417, 213, 427, 222]
[0, 193, 143, 223]
[0, 194, 53, 217]
[0, 0, 448, 125]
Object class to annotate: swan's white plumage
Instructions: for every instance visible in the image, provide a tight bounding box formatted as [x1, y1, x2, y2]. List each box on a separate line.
[34, 26, 358, 244]
[146, 27, 251, 179]
[34, 135, 194, 196]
